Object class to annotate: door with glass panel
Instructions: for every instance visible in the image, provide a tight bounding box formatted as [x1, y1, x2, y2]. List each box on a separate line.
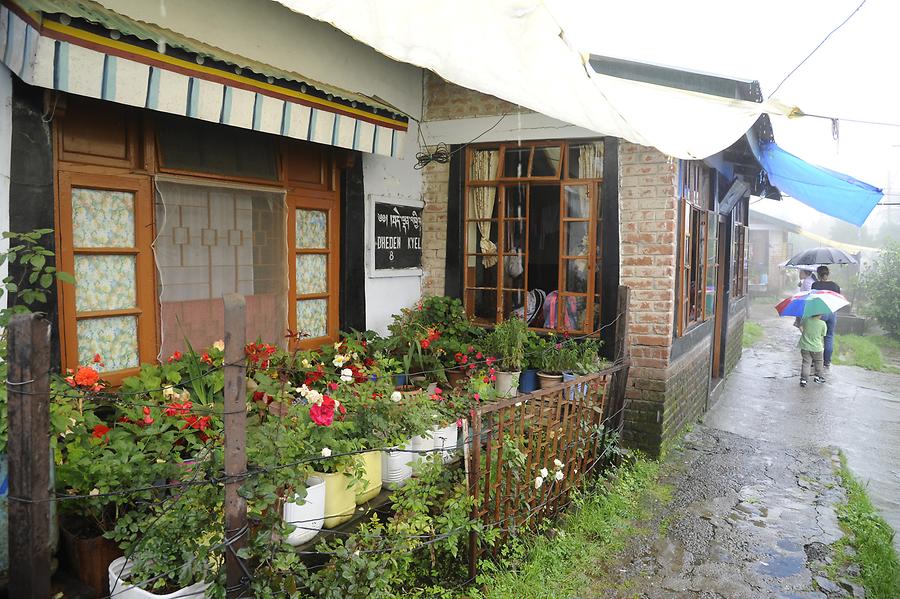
[289, 195, 340, 347]
[57, 173, 157, 383]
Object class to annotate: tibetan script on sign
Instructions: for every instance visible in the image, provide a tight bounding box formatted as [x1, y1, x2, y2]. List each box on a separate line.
[373, 202, 422, 270]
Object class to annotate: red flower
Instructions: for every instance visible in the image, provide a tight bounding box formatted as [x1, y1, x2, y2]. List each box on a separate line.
[182, 415, 211, 431]
[328, 382, 339, 391]
[309, 396, 336, 426]
[252, 391, 272, 405]
[91, 424, 110, 441]
[142, 406, 154, 425]
[200, 353, 213, 365]
[73, 366, 100, 388]
[92, 353, 104, 367]
[167, 351, 183, 363]
[473, 393, 481, 402]
[454, 353, 466, 364]
[164, 401, 192, 417]
[420, 339, 431, 350]
[476, 352, 483, 360]
[486, 356, 496, 366]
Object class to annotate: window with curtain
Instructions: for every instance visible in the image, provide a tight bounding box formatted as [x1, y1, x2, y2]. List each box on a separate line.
[677, 160, 713, 335]
[154, 180, 288, 357]
[290, 196, 339, 345]
[463, 140, 603, 333]
[732, 199, 749, 298]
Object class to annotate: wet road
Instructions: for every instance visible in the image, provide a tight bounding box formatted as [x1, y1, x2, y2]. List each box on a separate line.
[705, 302, 900, 552]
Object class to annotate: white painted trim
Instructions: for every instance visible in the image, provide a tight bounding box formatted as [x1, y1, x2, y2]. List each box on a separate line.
[420, 113, 602, 145]
[365, 193, 424, 279]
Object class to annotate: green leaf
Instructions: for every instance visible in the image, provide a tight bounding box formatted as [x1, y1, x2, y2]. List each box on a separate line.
[6, 283, 17, 293]
[30, 254, 46, 269]
[39, 273, 52, 288]
[55, 271, 75, 284]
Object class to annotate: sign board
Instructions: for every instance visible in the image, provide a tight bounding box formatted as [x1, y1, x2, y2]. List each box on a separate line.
[366, 195, 424, 278]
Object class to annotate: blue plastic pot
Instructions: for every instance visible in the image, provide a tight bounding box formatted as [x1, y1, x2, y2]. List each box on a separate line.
[393, 374, 408, 387]
[519, 369, 538, 394]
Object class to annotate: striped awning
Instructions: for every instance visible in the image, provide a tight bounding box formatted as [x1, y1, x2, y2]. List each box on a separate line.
[0, 0, 408, 156]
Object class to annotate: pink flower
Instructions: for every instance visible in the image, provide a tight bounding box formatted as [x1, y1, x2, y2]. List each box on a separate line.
[310, 396, 336, 426]
[456, 418, 463, 428]
[433, 386, 443, 395]
[473, 393, 480, 401]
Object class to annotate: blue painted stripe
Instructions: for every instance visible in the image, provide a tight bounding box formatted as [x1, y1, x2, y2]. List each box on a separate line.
[352, 120, 361, 150]
[186, 78, 198, 117]
[19, 23, 34, 78]
[307, 108, 316, 141]
[3, 10, 13, 66]
[220, 87, 232, 124]
[280, 102, 291, 136]
[53, 40, 68, 91]
[145, 66, 159, 109]
[101, 54, 117, 100]
[0, 9, 9, 63]
[331, 114, 340, 146]
[251, 93, 262, 130]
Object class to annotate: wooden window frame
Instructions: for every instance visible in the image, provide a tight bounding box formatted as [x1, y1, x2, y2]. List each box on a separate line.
[463, 140, 603, 334]
[55, 172, 158, 385]
[676, 161, 712, 336]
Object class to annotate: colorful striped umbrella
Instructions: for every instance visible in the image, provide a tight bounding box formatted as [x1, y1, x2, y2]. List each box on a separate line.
[774, 290, 849, 318]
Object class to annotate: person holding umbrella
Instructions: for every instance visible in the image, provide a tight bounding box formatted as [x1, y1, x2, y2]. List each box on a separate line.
[775, 289, 850, 387]
[811, 265, 841, 369]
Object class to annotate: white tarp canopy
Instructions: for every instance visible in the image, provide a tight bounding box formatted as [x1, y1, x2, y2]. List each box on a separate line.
[273, 0, 796, 159]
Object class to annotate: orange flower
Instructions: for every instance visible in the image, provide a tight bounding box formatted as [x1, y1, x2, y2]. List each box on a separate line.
[73, 366, 100, 388]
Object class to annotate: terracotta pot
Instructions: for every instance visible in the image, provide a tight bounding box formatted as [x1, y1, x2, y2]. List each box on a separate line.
[355, 451, 383, 504]
[445, 367, 469, 389]
[62, 526, 122, 597]
[537, 372, 563, 389]
[315, 470, 356, 528]
[394, 384, 423, 399]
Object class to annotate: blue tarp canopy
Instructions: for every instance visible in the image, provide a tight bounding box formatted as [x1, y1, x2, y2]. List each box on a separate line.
[754, 140, 883, 227]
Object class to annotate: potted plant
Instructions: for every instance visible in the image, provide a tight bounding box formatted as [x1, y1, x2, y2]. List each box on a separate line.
[519, 330, 543, 393]
[536, 335, 578, 389]
[487, 317, 527, 398]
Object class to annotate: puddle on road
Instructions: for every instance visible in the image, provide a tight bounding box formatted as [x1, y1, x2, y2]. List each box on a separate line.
[757, 553, 805, 577]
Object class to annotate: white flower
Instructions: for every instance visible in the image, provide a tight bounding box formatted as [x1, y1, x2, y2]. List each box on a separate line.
[213, 340, 225, 351]
[554, 470, 564, 482]
[351, 352, 359, 360]
[540, 467, 549, 478]
[301, 358, 311, 368]
[553, 458, 564, 469]
[534, 476, 544, 489]
[162, 386, 178, 399]
[334, 342, 342, 351]
[390, 391, 403, 403]
[333, 354, 347, 367]
[296, 385, 310, 397]
[89, 488, 100, 496]
[340, 368, 354, 383]
[307, 389, 323, 405]
[321, 447, 332, 458]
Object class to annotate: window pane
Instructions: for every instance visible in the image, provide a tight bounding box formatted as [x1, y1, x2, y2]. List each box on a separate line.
[77, 315, 138, 371]
[296, 254, 327, 294]
[558, 295, 587, 331]
[465, 254, 498, 287]
[565, 221, 589, 256]
[504, 220, 526, 252]
[470, 149, 499, 181]
[504, 147, 530, 178]
[466, 220, 498, 256]
[296, 299, 328, 338]
[567, 143, 603, 179]
[504, 185, 527, 218]
[503, 289, 526, 320]
[565, 259, 589, 293]
[467, 289, 497, 322]
[503, 252, 525, 288]
[531, 146, 561, 176]
[155, 182, 287, 358]
[74, 255, 135, 312]
[156, 114, 278, 180]
[528, 185, 560, 295]
[72, 188, 134, 248]
[467, 187, 498, 220]
[296, 209, 327, 249]
[564, 186, 590, 218]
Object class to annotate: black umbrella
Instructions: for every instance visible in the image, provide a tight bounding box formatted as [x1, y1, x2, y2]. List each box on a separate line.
[784, 246, 858, 266]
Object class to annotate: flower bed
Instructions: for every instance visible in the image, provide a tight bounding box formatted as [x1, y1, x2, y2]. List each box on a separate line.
[2, 295, 622, 596]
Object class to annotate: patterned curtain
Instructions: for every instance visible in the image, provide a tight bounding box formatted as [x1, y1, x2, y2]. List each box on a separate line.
[471, 150, 498, 268]
[577, 143, 603, 178]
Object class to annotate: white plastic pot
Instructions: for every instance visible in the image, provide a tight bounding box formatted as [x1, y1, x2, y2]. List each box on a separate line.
[108, 556, 209, 599]
[409, 432, 433, 473]
[433, 423, 459, 464]
[282, 476, 326, 546]
[381, 443, 414, 490]
[494, 371, 520, 398]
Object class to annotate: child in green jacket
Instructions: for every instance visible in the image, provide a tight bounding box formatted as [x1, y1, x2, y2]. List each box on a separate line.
[799, 314, 827, 387]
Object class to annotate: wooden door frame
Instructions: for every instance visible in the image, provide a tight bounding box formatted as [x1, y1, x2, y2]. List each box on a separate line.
[711, 215, 728, 380]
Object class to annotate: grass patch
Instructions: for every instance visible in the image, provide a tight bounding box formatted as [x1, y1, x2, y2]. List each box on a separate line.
[834, 453, 900, 598]
[833, 335, 900, 373]
[474, 457, 664, 599]
[869, 334, 900, 352]
[742, 322, 764, 348]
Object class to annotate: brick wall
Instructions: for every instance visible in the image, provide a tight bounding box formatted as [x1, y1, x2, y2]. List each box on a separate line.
[423, 71, 521, 121]
[421, 156, 450, 296]
[725, 299, 747, 375]
[618, 142, 678, 454]
[660, 335, 711, 453]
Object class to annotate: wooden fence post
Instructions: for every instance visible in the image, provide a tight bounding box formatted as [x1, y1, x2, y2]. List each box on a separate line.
[7, 314, 51, 599]
[606, 285, 631, 434]
[223, 294, 248, 598]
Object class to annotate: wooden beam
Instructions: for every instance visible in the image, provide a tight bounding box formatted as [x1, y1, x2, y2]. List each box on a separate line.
[7, 314, 51, 599]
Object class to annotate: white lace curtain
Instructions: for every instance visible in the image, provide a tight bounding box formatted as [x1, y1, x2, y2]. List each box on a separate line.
[577, 143, 603, 179]
[471, 150, 498, 268]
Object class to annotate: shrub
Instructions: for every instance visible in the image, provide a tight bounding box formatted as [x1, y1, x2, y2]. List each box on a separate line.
[860, 242, 900, 338]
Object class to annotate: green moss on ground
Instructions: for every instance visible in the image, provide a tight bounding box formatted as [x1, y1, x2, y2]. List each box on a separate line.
[742, 322, 764, 348]
[833, 335, 900, 373]
[473, 458, 664, 599]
